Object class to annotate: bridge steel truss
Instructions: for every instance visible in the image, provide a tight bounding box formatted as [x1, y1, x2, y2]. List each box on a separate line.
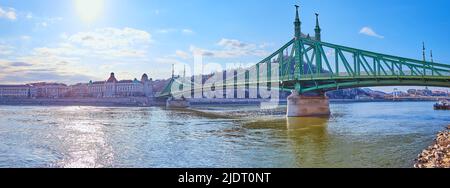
[257, 37, 450, 94]
[160, 37, 450, 98]
[159, 36, 450, 98]
[160, 34, 450, 98]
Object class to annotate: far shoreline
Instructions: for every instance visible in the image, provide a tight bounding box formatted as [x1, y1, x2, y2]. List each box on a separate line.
[0, 97, 445, 108]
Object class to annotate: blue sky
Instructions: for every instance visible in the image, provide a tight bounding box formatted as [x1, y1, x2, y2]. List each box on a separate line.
[0, 0, 449, 92]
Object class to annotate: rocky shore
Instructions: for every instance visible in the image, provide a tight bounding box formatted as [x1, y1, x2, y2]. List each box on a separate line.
[414, 125, 450, 168]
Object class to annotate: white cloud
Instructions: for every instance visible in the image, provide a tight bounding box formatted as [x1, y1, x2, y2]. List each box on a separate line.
[60, 32, 68, 39]
[21, 35, 31, 40]
[154, 57, 183, 65]
[156, 28, 176, 34]
[189, 46, 215, 57]
[33, 17, 63, 29]
[258, 43, 271, 49]
[175, 50, 190, 59]
[37, 21, 48, 27]
[68, 27, 151, 50]
[35, 27, 152, 60]
[157, 28, 195, 35]
[0, 45, 14, 55]
[359, 27, 384, 39]
[217, 38, 248, 48]
[189, 38, 269, 58]
[155, 58, 181, 64]
[33, 46, 83, 58]
[0, 57, 97, 85]
[48, 17, 63, 22]
[0, 27, 154, 84]
[26, 12, 33, 19]
[182, 29, 194, 35]
[0, 5, 63, 28]
[0, 6, 17, 20]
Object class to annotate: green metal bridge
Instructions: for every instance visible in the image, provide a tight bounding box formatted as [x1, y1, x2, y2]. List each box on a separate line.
[160, 6, 450, 98]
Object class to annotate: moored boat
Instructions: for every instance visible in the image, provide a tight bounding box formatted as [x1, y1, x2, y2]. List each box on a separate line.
[434, 100, 450, 110]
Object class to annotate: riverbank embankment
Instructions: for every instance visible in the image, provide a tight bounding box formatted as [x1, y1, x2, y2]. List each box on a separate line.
[0, 97, 445, 108]
[0, 97, 161, 107]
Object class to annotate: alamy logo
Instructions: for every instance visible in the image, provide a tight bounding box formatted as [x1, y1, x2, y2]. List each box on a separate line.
[170, 55, 280, 109]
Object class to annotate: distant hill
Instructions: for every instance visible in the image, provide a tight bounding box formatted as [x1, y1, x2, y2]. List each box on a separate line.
[326, 88, 387, 99]
[152, 79, 172, 93]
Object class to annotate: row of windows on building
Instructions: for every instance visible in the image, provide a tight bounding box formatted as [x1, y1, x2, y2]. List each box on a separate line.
[0, 73, 154, 98]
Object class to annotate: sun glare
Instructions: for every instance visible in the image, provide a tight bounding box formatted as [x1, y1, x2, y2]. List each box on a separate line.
[74, 0, 105, 23]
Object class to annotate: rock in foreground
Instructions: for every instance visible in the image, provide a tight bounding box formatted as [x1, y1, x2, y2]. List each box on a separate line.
[414, 125, 450, 168]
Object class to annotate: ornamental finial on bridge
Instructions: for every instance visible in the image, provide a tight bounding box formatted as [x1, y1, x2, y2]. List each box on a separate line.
[171, 64, 175, 79]
[294, 5, 301, 39]
[315, 13, 321, 41]
[430, 50, 434, 63]
[422, 42, 426, 62]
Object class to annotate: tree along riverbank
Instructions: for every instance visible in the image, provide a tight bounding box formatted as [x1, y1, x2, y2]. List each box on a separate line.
[415, 125, 450, 168]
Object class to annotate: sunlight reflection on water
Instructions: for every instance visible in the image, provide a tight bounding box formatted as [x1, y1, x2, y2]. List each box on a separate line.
[0, 102, 448, 168]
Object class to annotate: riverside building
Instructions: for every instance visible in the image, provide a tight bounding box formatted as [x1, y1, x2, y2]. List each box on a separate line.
[0, 72, 154, 99]
[0, 84, 31, 98]
[88, 72, 154, 98]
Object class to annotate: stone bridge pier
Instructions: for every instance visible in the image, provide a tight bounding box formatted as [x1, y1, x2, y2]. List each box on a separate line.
[166, 97, 190, 108]
[287, 90, 331, 117]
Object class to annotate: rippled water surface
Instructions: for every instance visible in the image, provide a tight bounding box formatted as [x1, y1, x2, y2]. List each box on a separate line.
[0, 102, 448, 168]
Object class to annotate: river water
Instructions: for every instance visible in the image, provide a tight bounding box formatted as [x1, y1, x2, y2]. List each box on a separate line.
[0, 102, 448, 168]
